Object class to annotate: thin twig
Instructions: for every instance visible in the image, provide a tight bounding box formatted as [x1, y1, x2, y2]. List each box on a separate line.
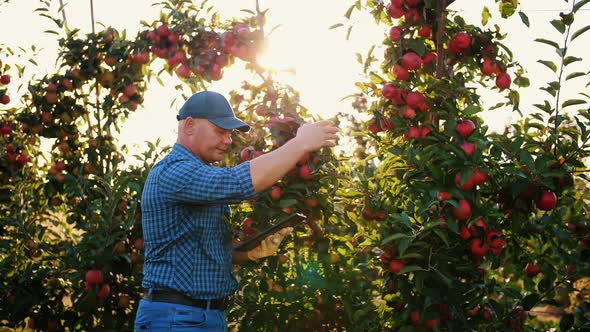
[553, 1, 577, 157]
[58, 0, 67, 26]
[432, 0, 447, 129]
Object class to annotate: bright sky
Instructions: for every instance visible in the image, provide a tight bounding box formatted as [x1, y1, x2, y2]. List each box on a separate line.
[1, 0, 588, 155]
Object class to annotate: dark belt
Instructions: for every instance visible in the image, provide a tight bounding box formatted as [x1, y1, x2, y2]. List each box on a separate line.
[142, 289, 231, 310]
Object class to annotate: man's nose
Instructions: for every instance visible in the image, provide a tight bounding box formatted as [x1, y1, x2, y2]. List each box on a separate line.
[223, 133, 232, 145]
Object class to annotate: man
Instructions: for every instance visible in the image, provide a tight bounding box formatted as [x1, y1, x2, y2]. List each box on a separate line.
[134, 90, 338, 331]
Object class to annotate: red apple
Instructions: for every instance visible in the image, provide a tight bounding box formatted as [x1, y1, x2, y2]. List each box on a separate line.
[456, 120, 475, 137]
[270, 186, 281, 200]
[403, 106, 416, 119]
[459, 142, 476, 156]
[389, 259, 405, 274]
[404, 8, 420, 23]
[405, 91, 425, 108]
[525, 263, 541, 277]
[368, 122, 381, 133]
[389, 26, 403, 41]
[404, 127, 420, 140]
[419, 126, 431, 138]
[471, 168, 488, 185]
[176, 64, 191, 79]
[438, 191, 451, 201]
[299, 164, 313, 179]
[156, 24, 169, 37]
[401, 52, 422, 70]
[537, 190, 557, 210]
[0, 94, 9, 104]
[422, 52, 436, 66]
[386, 3, 403, 18]
[460, 225, 471, 240]
[453, 32, 471, 49]
[455, 172, 475, 191]
[133, 237, 144, 250]
[381, 83, 397, 100]
[97, 284, 111, 298]
[470, 238, 488, 257]
[85, 270, 104, 286]
[0, 75, 10, 85]
[417, 25, 431, 38]
[452, 199, 472, 220]
[496, 72, 511, 90]
[240, 146, 255, 161]
[411, 310, 421, 326]
[391, 64, 409, 80]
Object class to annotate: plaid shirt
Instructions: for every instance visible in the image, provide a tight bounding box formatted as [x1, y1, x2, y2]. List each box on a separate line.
[141, 143, 256, 299]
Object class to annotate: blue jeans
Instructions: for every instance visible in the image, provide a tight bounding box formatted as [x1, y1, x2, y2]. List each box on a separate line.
[134, 298, 228, 331]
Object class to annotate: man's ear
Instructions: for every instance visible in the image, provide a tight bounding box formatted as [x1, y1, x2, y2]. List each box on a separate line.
[181, 117, 195, 135]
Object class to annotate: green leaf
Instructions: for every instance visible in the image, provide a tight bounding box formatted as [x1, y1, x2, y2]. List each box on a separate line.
[278, 198, 298, 207]
[534, 38, 560, 50]
[398, 265, 425, 274]
[571, 25, 590, 41]
[513, 76, 530, 88]
[574, 0, 590, 12]
[537, 60, 557, 73]
[499, 2, 516, 18]
[559, 313, 574, 331]
[562, 99, 587, 108]
[481, 6, 491, 26]
[563, 56, 582, 66]
[566, 72, 587, 80]
[344, 4, 355, 19]
[381, 233, 410, 245]
[522, 293, 540, 310]
[518, 11, 530, 27]
[406, 39, 427, 55]
[433, 229, 449, 248]
[551, 19, 566, 34]
[462, 105, 480, 116]
[369, 72, 384, 84]
[519, 150, 534, 168]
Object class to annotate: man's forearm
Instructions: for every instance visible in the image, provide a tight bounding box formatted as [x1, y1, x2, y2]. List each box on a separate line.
[249, 139, 307, 193]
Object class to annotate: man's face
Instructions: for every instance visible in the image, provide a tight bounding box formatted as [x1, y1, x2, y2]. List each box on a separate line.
[187, 118, 233, 163]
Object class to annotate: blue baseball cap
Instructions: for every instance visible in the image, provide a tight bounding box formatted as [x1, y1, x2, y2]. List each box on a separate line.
[176, 91, 250, 132]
